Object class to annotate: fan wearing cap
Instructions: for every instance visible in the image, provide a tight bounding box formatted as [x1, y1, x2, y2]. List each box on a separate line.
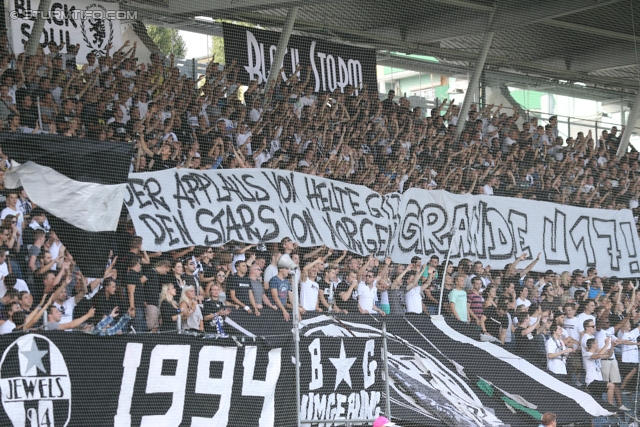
[269, 261, 303, 322]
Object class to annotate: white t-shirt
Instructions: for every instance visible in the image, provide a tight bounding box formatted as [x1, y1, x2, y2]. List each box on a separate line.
[580, 333, 595, 355]
[404, 286, 423, 314]
[357, 281, 378, 314]
[49, 241, 62, 270]
[576, 313, 596, 335]
[546, 336, 567, 375]
[300, 278, 320, 311]
[583, 351, 603, 385]
[0, 262, 9, 281]
[595, 327, 616, 359]
[1, 207, 23, 239]
[482, 184, 494, 195]
[53, 297, 77, 325]
[0, 278, 29, 298]
[618, 328, 640, 363]
[515, 297, 531, 308]
[563, 317, 581, 349]
[0, 320, 15, 334]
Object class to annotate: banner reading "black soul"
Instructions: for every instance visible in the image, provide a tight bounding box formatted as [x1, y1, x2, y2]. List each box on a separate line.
[222, 23, 377, 94]
[125, 168, 640, 277]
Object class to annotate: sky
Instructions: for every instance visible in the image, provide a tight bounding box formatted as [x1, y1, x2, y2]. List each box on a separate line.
[180, 31, 211, 59]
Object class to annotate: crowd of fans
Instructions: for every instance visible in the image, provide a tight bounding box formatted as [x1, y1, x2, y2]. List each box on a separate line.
[0, 37, 638, 414]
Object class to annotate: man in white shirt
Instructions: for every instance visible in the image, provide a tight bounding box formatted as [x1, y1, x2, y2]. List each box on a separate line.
[1, 191, 23, 242]
[358, 270, 386, 315]
[583, 337, 619, 410]
[300, 264, 322, 312]
[547, 323, 573, 376]
[580, 319, 596, 355]
[482, 176, 497, 195]
[52, 279, 86, 326]
[515, 287, 531, 308]
[594, 317, 624, 408]
[617, 319, 640, 393]
[576, 300, 597, 335]
[0, 274, 29, 298]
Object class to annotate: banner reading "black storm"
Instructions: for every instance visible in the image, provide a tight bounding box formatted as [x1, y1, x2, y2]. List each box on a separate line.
[222, 23, 377, 94]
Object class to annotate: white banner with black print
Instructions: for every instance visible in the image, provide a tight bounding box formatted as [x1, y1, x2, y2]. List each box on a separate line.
[126, 168, 640, 277]
[6, 0, 124, 59]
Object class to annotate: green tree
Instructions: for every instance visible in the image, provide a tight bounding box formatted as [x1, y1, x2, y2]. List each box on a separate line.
[210, 20, 256, 64]
[211, 36, 225, 64]
[146, 25, 187, 59]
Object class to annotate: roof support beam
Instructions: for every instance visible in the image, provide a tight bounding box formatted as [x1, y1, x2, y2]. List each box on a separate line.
[421, 0, 625, 43]
[456, 4, 496, 138]
[544, 19, 637, 42]
[264, 7, 298, 101]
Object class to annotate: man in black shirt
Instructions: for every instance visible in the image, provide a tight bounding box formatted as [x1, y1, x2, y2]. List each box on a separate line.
[55, 98, 76, 133]
[481, 300, 509, 344]
[335, 270, 359, 314]
[202, 283, 232, 333]
[144, 259, 171, 332]
[126, 258, 147, 332]
[226, 259, 257, 315]
[94, 278, 123, 319]
[318, 265, 343, 313]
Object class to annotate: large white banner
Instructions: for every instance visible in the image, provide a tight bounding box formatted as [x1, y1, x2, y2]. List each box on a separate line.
[126, 169, 640, 276]
[6, 0, 124, 58]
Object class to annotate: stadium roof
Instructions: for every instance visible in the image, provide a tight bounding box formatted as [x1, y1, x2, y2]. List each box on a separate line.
[123, 0, 640, 103]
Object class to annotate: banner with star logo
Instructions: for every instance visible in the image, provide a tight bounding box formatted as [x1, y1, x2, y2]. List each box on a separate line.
[298, 337, 384, 423]
[0, 311, 616, 426]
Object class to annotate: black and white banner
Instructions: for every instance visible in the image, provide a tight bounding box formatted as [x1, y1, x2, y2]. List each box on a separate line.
[6, 0, 124, 58]
[0, 332, 293, 427]
[0, 312, 611, 426]
[299, 337, 383, 423]
[223, 23, 377, 94]
[126, 168, 640, 277]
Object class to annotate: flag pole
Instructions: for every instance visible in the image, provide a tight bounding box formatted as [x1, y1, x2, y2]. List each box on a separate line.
[438, 227, 457, 316]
